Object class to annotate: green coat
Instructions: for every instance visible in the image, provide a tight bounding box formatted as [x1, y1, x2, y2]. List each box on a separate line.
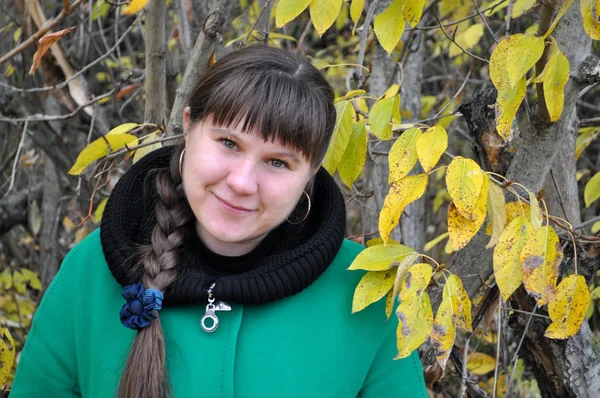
[11, 229, 427, 397]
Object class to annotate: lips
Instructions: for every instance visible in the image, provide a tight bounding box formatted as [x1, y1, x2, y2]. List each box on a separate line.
[214, 194, 254, 213]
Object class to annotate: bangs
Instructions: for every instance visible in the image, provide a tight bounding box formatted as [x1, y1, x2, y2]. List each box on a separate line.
[199, 69, 329, 166]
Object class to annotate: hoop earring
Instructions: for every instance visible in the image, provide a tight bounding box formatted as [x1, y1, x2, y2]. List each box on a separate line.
[287, 191, 311, 225]
[178, 147, 186, 179]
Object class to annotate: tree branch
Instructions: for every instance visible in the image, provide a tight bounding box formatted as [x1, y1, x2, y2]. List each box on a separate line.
[144, 0, 167, 125]
[166, 0, 235, 137]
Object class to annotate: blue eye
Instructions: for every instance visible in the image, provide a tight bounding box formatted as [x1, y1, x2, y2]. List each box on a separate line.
[269, 159, 288, 169]
[221, 139, 237, 149]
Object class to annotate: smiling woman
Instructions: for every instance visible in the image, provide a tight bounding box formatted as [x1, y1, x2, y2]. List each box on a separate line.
[10, 46, 427, 398]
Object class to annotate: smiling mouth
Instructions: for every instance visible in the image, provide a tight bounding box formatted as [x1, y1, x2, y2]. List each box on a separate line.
[214, 194, 254, 213]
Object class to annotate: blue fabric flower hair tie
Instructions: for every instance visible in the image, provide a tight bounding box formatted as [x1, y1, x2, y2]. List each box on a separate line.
[120, 283, 164, 330]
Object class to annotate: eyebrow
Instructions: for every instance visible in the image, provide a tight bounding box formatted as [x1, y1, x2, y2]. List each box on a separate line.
[211, 127, 301, 163]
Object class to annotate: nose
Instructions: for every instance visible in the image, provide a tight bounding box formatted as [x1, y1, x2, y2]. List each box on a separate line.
[226, 157, 258, 195]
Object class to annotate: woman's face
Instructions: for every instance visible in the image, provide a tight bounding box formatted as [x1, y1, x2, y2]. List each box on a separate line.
[182, 109, 315, 256]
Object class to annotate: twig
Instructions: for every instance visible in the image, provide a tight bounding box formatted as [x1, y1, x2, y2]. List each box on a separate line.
[3, 121, 28, 198]
[0, 88, 117, 122]
[0, 18, 138, 93]
[580, 117, 600, 127]
[0, 0, 85, 66]
[410, 0, 508, 31]
[500, 307, 551, 319]
[295, 20, 312, 52]
[505, 0, 514, 36]
[434, 11, 489, 64]
[493, 295, 502, 398]
[471, 0, 499, 43]
[506, 303, 539, 393]
[238, 0, 273, 48]
[104, 134, 184, 159]
[349, 0, 381, 83]
[571, 215, 600, 231]
[550, 169, 569, 221]
[460, 334, 472, 397]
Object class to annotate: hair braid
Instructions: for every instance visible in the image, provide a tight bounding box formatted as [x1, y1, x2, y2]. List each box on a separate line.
[118, 148, 194, 398]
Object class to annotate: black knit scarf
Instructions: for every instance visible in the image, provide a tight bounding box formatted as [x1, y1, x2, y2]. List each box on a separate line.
[100, 145, 346, 306]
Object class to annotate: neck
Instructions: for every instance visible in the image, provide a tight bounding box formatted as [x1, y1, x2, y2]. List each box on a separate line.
[195, 221, 267, 256]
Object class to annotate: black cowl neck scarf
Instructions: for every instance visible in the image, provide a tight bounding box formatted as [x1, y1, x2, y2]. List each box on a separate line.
[100, 145, 346, 306]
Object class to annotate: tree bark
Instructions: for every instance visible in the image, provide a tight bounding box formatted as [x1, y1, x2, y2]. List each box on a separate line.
[144, 0, 167, 125]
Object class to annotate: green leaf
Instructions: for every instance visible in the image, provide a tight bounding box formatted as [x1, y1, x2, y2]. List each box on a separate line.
[310, 0, 344, 35]
[388, 127, 422, 183]
[338, 121, 368, 188]
[584, 172, 600, 207]
[68, 133, 138, 175]
[323, 101, 354, 174]
[276, 0, 311, 27]
[374, 0, 408, 55]
[348, 243, 415, 271]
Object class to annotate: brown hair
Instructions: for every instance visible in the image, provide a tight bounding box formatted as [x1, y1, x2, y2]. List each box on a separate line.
[117, 45, 336, 398]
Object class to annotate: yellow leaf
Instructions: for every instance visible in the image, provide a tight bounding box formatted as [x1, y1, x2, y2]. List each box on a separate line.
[444, 237, 454, 254]
[445, 156, 485, 220]
[133, 131, 162, 164]
[545, 275, 591, 339]
[350, 0, 366, 24]
[391, 253, 421, 299]
[381, 83, 400, 99]
[366, 237, 400, 247]
[582, 0, 600, 39]
[323, 101, 354, 174]
[431, 295, 456, 369]
[592, 221, 600, 234]
[529, 191, 544, 230]
[374, 0, 408, 55]
[310, 0, 344, 35]
[352, 269, 396, 313]
[448, 174, 489, 250]
[449, 24, 484, 58]
[494, 216, 532, 301]
[12, 270, 26, 294]
[338, 121, 368, 188]
[576, 128, 599, 160]
[424, 232, 449, 251]
[433, 189, 451, 213]
[504, 34, 545, 88]
[122, 0, 149, 15]
[396, 292, 433, 358]
[94, 198, 108, 222]
[336, 89, 367, 102]
[485, 180, 507, 248]
[0, 328, 16, 385]
[348, 243, 415, 271]
[369, 95, 401, 140]
[276, 0, 311, 27]
[521, 225, 563, 305]
[386, 289, 395, 319]
[545, 0, 574, 36]
[68, 133, 138, 175]
[399, 263, 433, 302]
[467, 352, 496, 375]
[496, 76, 526, 140]
[19, 268, 42, 291]
[444, 274, 473, 332]
[416, 125, 447, 173]
[379, 174, 428, 245]
[388, 128, 422, 183]
[108, 122, 139, 135]
[511, 0, 536, 18]
[490, 38, 528, 139]
[0, 270, 12, 291]
[403, 0, 425, 28]
[584, 171, 600, 207]
[537, 41, 570, 122]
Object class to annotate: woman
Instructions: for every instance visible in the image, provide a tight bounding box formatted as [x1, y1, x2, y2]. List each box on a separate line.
[11, 46, 427, 397]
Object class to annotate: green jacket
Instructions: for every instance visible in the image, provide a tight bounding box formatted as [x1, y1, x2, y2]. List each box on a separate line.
[11, 229, 427, 397]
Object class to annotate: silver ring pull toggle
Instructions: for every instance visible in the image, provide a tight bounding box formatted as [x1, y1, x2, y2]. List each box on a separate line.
[201, 284, 231, 333]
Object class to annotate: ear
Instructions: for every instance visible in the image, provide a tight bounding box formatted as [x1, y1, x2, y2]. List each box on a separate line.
[183, 106, 191, 139]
